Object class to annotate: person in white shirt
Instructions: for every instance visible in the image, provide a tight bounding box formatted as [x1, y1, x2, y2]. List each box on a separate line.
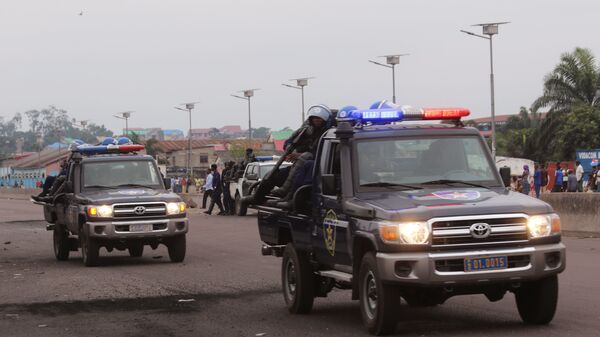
[201, 168, 213, 208]
[575, 160, 584, 192]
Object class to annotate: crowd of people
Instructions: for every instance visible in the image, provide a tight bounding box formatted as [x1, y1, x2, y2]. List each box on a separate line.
[512, 160, 600, 198]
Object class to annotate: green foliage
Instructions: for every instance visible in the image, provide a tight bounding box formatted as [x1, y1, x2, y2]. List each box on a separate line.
[145, 138, 161, 157]
[553, 105, 600, 160]
[532, 47, 600, 113]
[0, 106, 113, 156]
[250, 127, 271, 139]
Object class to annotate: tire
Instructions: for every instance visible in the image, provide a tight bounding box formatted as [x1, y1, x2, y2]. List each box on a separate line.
[168, 235, 186, 262]
[515, 275, 559, 324]
[128, 242, 144, 257]
[53, 226, 70, 261]
[80, 227, 100, 267]
[359, 252, 400, 335]
[281, 243, 314, 314]
[235, 194, 247, 216]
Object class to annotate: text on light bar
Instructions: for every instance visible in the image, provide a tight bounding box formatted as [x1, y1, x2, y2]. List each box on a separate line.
[422, 108, 470, 119]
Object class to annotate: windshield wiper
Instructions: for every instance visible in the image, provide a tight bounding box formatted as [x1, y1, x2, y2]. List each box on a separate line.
[85, 185, 117, 189]
[420, 179, 492, 189]
[360, 182, 423, 190]
[116, 183, 154, 188]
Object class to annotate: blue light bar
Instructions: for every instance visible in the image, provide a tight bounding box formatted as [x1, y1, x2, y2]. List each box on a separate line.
[255, 155, 275, 161]
[347, 108, 404, 123]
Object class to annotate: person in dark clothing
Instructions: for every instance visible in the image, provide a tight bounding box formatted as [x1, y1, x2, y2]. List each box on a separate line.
[32, 160, 69, 202]
[221, 161, 235, 215]
[567, 169, 577, 192]
[205, 164, 225, 215]
[240, 148, 257, 170]
[241, 105, 333, 208]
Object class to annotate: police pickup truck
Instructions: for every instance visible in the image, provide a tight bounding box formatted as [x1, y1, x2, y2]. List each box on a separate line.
[35, 138, 188, 267]
[256, 103, 565, 335]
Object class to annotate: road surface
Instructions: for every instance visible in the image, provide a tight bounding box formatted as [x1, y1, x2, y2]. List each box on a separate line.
[0, 198, 598, 336]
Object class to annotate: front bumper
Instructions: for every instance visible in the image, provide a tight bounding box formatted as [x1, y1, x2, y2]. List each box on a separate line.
[85, 217, 188, 239]
[376, 243, 566, 286]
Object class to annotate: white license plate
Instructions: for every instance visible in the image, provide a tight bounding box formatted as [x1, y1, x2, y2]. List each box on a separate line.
[130, 224, 152, 232]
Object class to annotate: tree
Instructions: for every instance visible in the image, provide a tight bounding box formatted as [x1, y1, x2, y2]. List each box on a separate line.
[532, 47, 600, 113]
[250, 127, 271, 139]
[553, 104, 600, 161]
[527, 48, 600, 162]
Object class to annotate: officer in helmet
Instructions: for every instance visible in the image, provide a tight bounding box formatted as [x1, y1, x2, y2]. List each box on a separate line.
[242, 105, 333, 206]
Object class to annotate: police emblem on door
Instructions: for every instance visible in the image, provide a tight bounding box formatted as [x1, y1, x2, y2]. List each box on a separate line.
[323, 210, 337, 256]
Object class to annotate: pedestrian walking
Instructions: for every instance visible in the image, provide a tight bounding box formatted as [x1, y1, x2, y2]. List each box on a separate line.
[201, 168, 213, 208]
[534, 163, 542, 198]
[205, 164, 225, 215]
[221, 161, 235, 215]
[575, 160, 584, 192]
[541, 164, 549, 193]
[521, 165, 531, 196]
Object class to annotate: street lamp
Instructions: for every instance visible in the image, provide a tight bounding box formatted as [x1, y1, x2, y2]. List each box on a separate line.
[369, 54, 409, 104]
[232, 89, 259, 140]
[174, 102, 199, 180]
[461, 21, 509, 160]
[282, 77, 315, 123]
[113, 111, 134, 136]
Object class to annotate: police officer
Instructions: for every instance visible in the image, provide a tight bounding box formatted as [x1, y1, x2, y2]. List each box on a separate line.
[242, 105, 333, 206]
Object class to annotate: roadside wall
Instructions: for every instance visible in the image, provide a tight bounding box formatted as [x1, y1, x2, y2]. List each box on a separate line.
[541, 193, 600, 233]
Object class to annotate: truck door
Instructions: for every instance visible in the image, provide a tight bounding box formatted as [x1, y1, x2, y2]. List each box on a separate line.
[65, 163, 80, 233]
[313, 140, 352, 268]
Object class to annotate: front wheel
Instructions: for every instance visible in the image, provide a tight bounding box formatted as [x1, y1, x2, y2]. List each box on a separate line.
[80, 227, 100, 267]
[359, 252, 400, 335]
[235, 194, 247, 216]
[53, 226, 70, 261]
[281, 243, 314, 314]
[515, 275, 558, 324]
[168, 235, 186, 262]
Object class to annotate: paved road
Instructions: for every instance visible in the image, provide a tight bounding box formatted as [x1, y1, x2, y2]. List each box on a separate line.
[0, 199, 599, 336]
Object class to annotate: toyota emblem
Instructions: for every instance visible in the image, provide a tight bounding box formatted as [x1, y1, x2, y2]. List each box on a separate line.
[469, 222, 491, 239]
[134, 206, 146, 215]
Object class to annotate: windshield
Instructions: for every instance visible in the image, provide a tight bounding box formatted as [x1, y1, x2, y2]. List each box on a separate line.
[83, 160, 162, 189]
[259, 165, 275, 179]
[356, 136, 499, 189]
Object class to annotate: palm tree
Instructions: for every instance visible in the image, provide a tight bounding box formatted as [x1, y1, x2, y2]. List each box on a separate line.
[532, 47, 600, 113]
[530, 48, 600, 162]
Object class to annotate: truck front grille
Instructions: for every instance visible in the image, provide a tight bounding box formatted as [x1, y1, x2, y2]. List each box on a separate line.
[431, 215, 528, 249]
[113, 202, 167, 218]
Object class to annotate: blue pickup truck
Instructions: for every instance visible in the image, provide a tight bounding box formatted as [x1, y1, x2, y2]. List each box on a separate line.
[255, 104, 565, 335]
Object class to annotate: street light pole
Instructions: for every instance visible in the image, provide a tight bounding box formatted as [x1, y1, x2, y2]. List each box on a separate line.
[232, 89, 259, 140]
[174, 102, 198, 181]
[113, 111, 134, 136]
[369, 54, 408, 104]
[282, 77, 314, 124]
[461, 22, 508, 160]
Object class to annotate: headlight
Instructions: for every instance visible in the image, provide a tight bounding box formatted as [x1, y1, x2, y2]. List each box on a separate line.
[527, 214, 561, 238]
[379, 221, 429, 245]
[167, 202, 186, 215]
[87, 205, 113, 218]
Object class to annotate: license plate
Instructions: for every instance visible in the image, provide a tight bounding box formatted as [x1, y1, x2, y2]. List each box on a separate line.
[130, 224, 152, 232]
[464, 256, 507, 272]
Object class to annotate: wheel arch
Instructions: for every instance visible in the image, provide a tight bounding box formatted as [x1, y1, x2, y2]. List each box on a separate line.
[352, 233, 377, 300]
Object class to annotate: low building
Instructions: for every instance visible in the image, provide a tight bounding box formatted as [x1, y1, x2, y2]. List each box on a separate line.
[268, 130, 293, 152]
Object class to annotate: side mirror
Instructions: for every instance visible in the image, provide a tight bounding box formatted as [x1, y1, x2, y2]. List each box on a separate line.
[64, 181, 74, 193]
[499, 166, 511, 187]
[163, 178, 171, 190]
[322, 174, 337, 195]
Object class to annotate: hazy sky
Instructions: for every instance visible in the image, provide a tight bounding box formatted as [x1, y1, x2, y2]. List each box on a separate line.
[1, 0, 599, 134]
